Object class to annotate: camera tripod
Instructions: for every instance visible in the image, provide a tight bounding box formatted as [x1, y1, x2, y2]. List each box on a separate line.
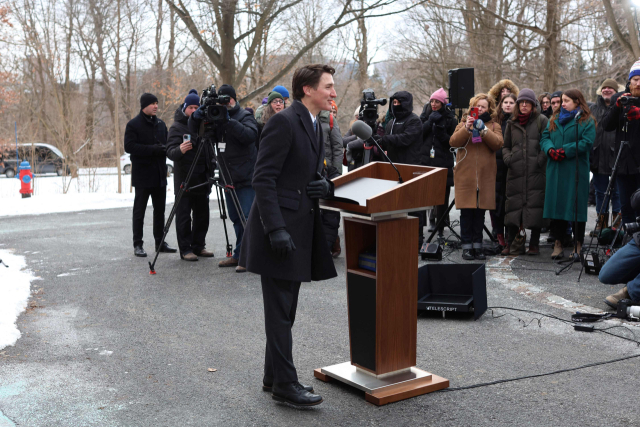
[148, 131, 247, 275]
[424, 197, 497, 244]
[577, 112, 632, 280]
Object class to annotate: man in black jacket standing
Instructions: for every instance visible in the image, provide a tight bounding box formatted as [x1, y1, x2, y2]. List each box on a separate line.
[239, 64, 337, 407]
[124, 93, 177, 257]
[166, 89, 215, 261]
[601, 59, 640, 226]
[190, 84, 259, 272]
[381, 90, 424, 245]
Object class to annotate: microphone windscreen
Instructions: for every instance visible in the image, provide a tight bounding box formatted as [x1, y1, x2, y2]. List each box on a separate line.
[351, 120, 373, 141]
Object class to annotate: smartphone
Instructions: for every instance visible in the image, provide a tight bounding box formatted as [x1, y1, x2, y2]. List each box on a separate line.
[183, 134, 191, 143]
[469, 107, 479, 120]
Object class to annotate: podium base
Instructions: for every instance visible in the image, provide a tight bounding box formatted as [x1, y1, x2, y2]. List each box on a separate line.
[314, 362, 449, 406]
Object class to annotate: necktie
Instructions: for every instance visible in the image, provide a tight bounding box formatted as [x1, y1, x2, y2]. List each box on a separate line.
[313, 119, 317, 133]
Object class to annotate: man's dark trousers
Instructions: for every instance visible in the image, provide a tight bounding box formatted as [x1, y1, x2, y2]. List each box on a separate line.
[174, 193, 209, 254]
[132, 186, 166, 248]
[617, 174, 640, 224]
[261, 276, 301, 383]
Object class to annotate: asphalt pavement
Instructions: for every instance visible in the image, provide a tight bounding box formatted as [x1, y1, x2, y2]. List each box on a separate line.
[0, 203, 639, 426]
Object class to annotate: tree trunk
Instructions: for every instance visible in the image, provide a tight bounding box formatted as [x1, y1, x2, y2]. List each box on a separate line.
[543, 0, 559, 92]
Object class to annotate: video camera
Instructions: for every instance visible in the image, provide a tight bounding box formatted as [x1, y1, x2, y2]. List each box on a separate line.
[624, 216, 640, 235]
[619, 95, 640, 108]
[200, 85, 231, 124]
[359, 89, 387, 128]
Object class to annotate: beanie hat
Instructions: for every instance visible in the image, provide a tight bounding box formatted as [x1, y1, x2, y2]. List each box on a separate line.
[262, 97, 268, 105]
[272, 85, 290, 99]
[330, 100, 338, 112]
[218, 84, 236, 101]
[140, 93, 158, 110]
[354, 106, 360, 118]
[516, 88, 537, 104]
[267, 91, 284, 105]
[430, 88, 448, 105]
[182, 89, 200, 111]
[629, 58, 640, 80]
[601, 79, 619, 91]
[245, 107, 254, 115]
[550, 91, 563, 100]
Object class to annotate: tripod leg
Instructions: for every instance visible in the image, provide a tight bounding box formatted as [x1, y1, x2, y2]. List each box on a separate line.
[217, 186, 233, 257]
[426, 199, 456, 243]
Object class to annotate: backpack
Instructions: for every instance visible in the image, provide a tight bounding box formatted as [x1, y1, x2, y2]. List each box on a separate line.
[329, 113, 334, 131]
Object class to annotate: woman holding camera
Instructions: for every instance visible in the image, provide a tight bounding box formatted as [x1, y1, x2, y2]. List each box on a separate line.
[450, 93, 504, 260]
[502, 89, 549, 256]
[540, 89, 595, 259]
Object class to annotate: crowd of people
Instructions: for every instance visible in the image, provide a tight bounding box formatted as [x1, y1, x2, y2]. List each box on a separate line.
[122, 58, 640, 296]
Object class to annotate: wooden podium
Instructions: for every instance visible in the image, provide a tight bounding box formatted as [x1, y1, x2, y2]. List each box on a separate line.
[314, 162, 450, 405]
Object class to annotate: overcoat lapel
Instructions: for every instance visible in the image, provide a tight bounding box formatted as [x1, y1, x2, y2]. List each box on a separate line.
[293, 101, 318, 154]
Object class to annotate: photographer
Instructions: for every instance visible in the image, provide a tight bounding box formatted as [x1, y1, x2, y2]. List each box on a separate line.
[601, 189, 640, 308]
[419, 88, 457, 237]
[189, 84, 259, 272]
[166, 89, 215, 261]
[600, 59, 640, 226]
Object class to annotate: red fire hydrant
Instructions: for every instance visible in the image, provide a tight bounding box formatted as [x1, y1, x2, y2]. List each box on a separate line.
[18, 160, 33, 198]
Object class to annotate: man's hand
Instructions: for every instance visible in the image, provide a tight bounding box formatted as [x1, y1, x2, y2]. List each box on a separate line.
[153, 145, 167, 156]
[627, 106, 640, 122]
[180, 141, 193, 154]
[306, 175, 332, 199]
[269, 229, 296, 259]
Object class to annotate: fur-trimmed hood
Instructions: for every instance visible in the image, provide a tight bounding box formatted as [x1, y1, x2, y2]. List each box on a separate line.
[488, 79, 520, 104]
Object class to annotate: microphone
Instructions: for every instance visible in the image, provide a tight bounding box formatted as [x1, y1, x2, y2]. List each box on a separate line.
[351, 120, 403, 183]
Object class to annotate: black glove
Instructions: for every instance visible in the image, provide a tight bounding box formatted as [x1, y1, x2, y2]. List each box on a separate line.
[153, 145, 166, 155]
[269, 228, 296, 259]
[192, 105, 206, 121]
[306, 175, 332, 199]
[429, 111, 443, 122]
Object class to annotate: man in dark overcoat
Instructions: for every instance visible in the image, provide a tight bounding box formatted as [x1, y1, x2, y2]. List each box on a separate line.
[124, 93, 177, 257]
[239, 64, 338, 407]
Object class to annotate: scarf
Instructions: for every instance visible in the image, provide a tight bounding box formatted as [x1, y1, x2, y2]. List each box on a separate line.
[558, 107, 580, 126]
[518, 112, 532, 126]
[479, 111, 492, 123]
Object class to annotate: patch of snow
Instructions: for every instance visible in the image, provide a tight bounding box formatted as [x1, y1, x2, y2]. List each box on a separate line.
[0, 250, 36, 350]
[98, 350, 113, 356]
[56, 273, 75, 277]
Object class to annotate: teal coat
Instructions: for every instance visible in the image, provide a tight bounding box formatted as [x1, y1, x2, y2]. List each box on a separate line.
[539, 117, 595, 222]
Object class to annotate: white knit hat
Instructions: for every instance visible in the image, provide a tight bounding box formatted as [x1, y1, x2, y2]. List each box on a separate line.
[630, 57, 640, 80]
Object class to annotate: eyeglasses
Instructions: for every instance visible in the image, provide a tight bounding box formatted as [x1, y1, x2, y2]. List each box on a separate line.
[271, 99, 284, 105]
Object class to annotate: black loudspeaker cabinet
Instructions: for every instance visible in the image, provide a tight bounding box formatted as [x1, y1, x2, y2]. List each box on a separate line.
[448, 68, 475, 109]
[417, 263, 487, 320]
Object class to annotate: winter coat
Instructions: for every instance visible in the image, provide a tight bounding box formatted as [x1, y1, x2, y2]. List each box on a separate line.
[380, 91, 423, 165]
[319, 110, 343, 174]
[190, 103, 259, 190]
[166, 108, 214, 196]
[124, 111, 168, 188]
[502, 109, 549, 228]
[488, 80, 520, 105]
[590, 96, 617, 175]
[540, 116, 596, 222]
[239, 100, 337, 282]
[601, 92, 640, 175]
[419, 104, 457, 186]
[449, 118, 504, 209]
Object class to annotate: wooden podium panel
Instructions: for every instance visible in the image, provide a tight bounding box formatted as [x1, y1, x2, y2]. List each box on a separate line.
[344, 216, 418, 375]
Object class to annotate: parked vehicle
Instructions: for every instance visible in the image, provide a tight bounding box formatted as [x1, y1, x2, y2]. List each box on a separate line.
[119, 152, 173, 176]
[1, 143, 72, 177]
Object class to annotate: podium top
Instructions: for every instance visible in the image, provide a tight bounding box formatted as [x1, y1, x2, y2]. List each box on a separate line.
[320, 162, 447, 217]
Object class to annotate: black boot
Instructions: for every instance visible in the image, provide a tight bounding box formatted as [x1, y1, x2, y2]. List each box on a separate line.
[272, 382, 323, 407]
[263, 377, 313, 393]
[134, 246, 147, 257]
[462, 249, 474, 260]
[475, 248, 486, 260]
[156, 242, 177, 253]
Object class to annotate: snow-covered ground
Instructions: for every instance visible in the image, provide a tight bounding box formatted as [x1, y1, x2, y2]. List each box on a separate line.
[0, 250, 36, 350]
[0, 168, 192, 217]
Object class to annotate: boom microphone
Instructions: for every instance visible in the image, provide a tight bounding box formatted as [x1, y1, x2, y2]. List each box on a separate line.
[351, 121, 403, 183]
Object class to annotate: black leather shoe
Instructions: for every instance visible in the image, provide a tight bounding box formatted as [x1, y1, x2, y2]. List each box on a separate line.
[263, 378, 313, 393]
[156, 242, 177, 253]
[475, 249, 486, 260]
[134, 246, 147, 257]
[272, 382, 323, 407]
[462, 249, 474, 260]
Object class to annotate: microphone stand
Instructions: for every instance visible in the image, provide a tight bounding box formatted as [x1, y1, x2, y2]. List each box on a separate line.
[365, 136, 403, 183]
